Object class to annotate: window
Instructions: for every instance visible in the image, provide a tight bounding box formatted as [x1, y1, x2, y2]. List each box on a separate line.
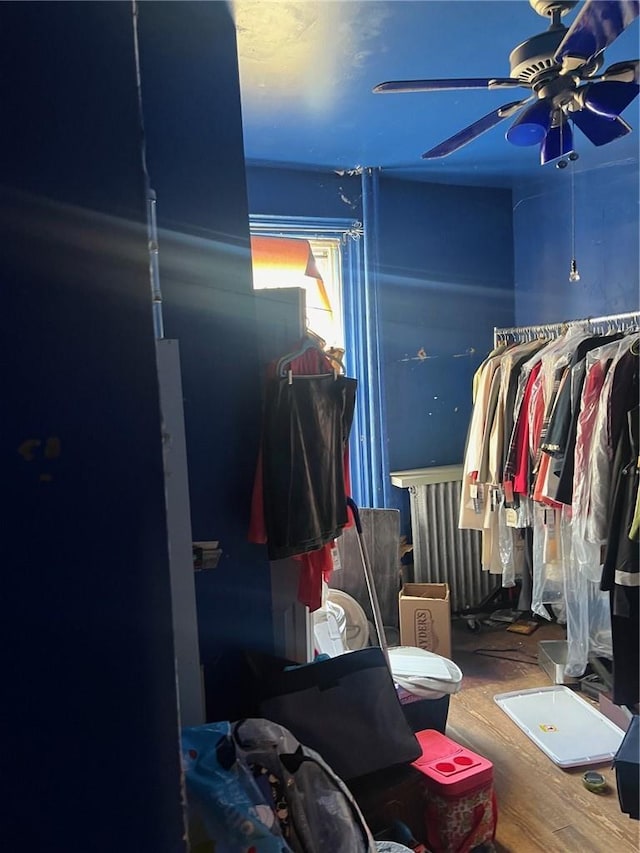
[249, 214, 388, 509]
[250, 234, 344, 349]
[305, 238, 343, 349]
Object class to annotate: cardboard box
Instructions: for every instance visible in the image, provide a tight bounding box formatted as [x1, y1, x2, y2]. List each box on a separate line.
[399, 583, 451, 659]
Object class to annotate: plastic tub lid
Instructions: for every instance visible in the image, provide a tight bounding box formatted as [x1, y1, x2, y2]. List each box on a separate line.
[388, 646, 463, 697]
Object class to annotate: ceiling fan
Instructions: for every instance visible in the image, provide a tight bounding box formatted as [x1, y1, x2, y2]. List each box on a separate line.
[373, 0, 639, 164]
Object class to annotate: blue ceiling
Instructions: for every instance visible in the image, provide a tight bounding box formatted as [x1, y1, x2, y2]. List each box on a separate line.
[233, 0, 639, 186]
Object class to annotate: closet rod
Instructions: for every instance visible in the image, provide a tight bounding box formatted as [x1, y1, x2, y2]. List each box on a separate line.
[494, 309, 639, 347]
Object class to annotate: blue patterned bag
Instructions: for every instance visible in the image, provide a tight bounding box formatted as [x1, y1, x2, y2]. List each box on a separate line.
[181, 721, 292, 853]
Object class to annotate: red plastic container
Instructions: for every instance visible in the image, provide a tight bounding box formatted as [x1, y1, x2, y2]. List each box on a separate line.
[412, 729, 493, 795]
[411, 730, 497, 853]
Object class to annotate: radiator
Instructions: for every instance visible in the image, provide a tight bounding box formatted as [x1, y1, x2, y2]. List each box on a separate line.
[392, 466, 493, 614]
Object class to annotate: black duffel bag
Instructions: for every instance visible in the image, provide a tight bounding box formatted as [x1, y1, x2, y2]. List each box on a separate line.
[251, 646, 422, 782]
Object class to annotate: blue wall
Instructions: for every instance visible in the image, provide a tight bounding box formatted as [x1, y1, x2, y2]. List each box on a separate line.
[513, 159, 639, 323]
[244, 166, 516, 540]
[137, 3, 274, 713]
[2, 8, 282, 848]
[377, 176, 515, 474]
[1, 5, 185, 851]
[246, 163, 363, 220]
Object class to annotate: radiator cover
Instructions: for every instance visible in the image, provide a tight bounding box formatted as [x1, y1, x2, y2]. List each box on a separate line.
[392, 466, 492, 614]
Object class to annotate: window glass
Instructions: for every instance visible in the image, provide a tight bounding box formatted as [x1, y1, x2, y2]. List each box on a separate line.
[251, 235, 343, 348]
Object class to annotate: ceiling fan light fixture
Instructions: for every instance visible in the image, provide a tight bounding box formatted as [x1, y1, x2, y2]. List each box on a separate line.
[506, 99, 553, 146]
[540, 119, 574, 164]
[582, 80, 640, 118]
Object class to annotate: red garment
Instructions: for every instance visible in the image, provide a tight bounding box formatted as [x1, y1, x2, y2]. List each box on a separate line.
[295, 451, 352, 611]
[513, 362, 542, 495]
[248, 341, 353, 611]
[248, 446, 352, 611]
[573, 359, 609, 527]
[532, 453, 563, 509]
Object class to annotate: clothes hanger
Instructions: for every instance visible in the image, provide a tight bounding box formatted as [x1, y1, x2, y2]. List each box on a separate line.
[305, 328, 327, 349]
[276, 328, 345, 382]
[276, 331, 325, 377]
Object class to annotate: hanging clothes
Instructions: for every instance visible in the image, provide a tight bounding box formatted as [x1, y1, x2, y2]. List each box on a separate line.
[601, 406, 639, 707]
[249, 336, 356, 612]
[460, 314, 639, 704]
[261, 372, 356, 559]
[571, 342, 619, 554]
[540, 334, 621, 503]
[585, 342, 639, 545]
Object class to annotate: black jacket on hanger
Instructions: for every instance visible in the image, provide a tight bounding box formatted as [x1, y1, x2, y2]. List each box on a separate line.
[262, 373, 357, 560]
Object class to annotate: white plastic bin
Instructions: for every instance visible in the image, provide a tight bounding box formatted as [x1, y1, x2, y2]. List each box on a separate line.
[388, 646, 463, 701]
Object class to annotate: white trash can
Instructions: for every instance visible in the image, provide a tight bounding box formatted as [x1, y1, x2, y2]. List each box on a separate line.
[388, 646, 463, 734]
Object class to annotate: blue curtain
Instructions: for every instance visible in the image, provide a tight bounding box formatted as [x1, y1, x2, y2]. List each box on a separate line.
[349, 169, 391, 508]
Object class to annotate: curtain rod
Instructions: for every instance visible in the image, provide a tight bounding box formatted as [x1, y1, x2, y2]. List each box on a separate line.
[494, 310, 639, 346]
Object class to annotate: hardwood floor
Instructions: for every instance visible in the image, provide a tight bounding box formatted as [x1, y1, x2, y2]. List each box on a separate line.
[444, 618, 639, 853]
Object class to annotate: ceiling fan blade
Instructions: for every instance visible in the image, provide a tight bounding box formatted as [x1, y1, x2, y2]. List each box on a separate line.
[571, 109, 632, 145]
[582, 80, 639, 116]
[421, 98, 532, 159]
[601, 59, 640, 83]
[554, 0, 640, 70]
[373, 78, 526, 94]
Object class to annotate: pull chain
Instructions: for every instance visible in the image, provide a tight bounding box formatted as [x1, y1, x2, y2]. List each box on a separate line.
[569, 147, 580, 282]
[555, 118, 580, 282]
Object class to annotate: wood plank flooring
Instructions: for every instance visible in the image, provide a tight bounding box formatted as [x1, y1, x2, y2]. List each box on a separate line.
[445, 619, 639, 853]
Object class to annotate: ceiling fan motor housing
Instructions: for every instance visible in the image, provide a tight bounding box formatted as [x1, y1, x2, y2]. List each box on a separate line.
[509, 28, 569, 83]
[509, 25, 602, 112]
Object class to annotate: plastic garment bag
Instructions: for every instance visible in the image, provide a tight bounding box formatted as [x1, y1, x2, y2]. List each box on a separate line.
[498, 496, 527, 589]
[531, 504, 565, 620]
[480, 489, 504, 574]
[571, 344, 617, 578]
[561, 506, 612, 677]
[585, 337, 636, 545]
[562, 341, 622, 676]
[498, 498, 517, 587]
